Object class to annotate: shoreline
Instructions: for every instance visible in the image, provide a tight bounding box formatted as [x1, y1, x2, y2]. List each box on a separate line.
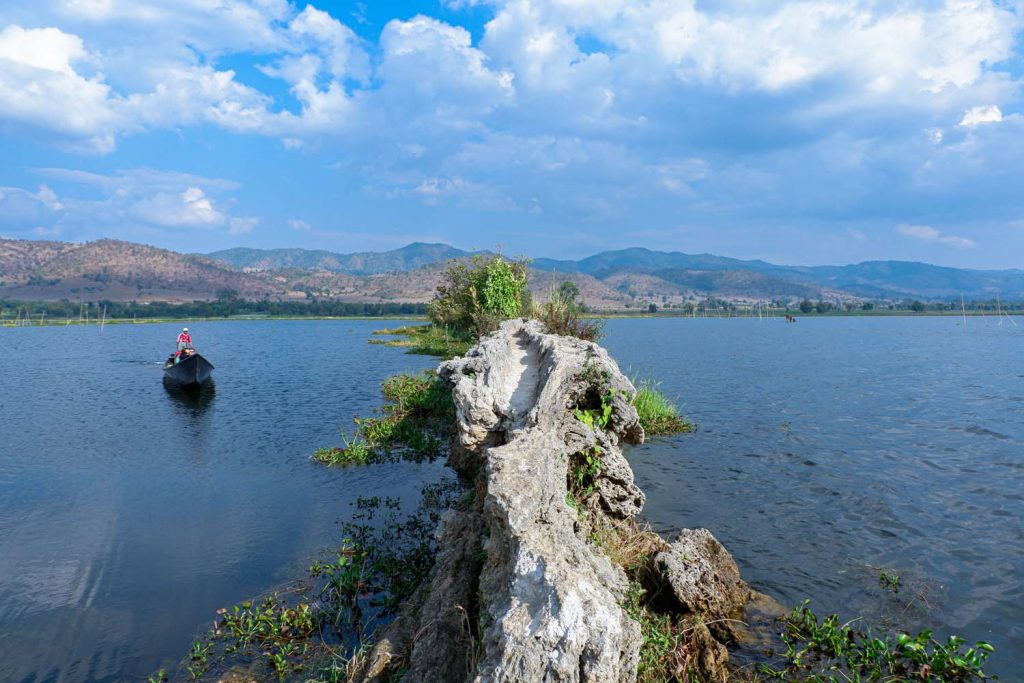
[3, 309, 1022, 329]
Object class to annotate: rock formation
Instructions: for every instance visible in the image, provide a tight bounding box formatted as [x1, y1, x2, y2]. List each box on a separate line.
[356, 319, 758, 683]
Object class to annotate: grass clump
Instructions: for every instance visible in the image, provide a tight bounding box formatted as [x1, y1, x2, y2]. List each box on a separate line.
[625, 582, 710, 683]
[312, 371, 455, 467]
[759, 601, 996, 682]
[370, 324, 473, 359]
[633, 379, 694, 436]
[533, 281, 604, 342]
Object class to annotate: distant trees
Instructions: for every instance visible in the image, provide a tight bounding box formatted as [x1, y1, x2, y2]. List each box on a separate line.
[799, 300, 814, 314]
[0, 298, 429, 320]
[910, 300, 926, 312]
[557, 281, 580, 303]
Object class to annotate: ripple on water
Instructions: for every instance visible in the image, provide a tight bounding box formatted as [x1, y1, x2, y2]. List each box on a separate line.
[606, 317, 1024, 679]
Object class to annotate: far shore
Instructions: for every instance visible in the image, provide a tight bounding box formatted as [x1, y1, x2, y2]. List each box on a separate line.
[3, 308, 1022, 328]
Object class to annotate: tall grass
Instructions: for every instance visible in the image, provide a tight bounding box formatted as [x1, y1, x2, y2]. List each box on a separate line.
[632, 379, 694, 436]
[532, 293, 604, 341]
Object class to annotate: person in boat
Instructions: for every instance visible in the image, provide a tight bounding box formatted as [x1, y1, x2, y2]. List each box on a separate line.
[174, 327, 194, 364]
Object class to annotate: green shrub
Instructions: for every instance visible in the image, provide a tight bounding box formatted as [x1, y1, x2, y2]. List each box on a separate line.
[428, 255, 529, 337]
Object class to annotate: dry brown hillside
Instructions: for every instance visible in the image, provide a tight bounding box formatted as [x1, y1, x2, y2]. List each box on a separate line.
[0, 238, 279, 302]
[0, 238, 695, 308]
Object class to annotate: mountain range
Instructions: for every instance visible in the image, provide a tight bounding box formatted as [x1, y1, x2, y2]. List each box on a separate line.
[209, 242, 1024, 301]
[1, 238, 1022, 306]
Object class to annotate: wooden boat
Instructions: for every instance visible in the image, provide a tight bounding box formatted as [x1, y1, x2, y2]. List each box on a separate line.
[163, 351, 214, 387]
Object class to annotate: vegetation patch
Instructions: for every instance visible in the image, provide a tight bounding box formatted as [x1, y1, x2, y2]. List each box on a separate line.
[312, 371, 455, 467]
[758, 601, 996, 682]
[427, 254, 530, 338]
[161, 481, 460, 682]
[625, 582, 710, 683]
[532, 281, 604, 341]
[632, 379, 695, 436]
[369, 324, 473, 359]
[586, 519, 710, 683]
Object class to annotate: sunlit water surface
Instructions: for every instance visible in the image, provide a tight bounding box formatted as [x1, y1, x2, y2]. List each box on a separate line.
[1, 317, 1021, 680]
[603, 316, 1023, 678]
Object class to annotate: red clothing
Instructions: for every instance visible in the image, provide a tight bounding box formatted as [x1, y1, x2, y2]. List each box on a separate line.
[176, 332, 192, 345]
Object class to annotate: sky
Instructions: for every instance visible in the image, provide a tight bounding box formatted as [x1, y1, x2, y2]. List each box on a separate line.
[0, 0, 1022, 268]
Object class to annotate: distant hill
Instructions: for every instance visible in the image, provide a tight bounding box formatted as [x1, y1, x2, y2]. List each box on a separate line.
[2, 238, 1022, 305]
[207, 242, 478, 275]
[0, 238, 277, 302]
[532, 247, 1024, 299]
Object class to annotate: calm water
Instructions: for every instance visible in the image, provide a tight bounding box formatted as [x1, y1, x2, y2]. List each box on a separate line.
[0, 321, 445, 683]
[1, 317, 1022, 680]
[602, 316, 1024, 677]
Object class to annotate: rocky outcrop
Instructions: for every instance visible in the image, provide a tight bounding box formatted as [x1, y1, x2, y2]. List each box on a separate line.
[356, 319, 756, 683]
[655, 529, 752, 641]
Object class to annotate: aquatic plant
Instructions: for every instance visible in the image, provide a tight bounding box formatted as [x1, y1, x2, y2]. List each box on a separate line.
[311, 371, 455, 467]
[878, 570, 902, 594]
[759, 601, 995, 682]
[369, 324, 473, 359]
[632, 379, 694, 436]
[310, 434, 378, 466]
[162, 481, 461, 681]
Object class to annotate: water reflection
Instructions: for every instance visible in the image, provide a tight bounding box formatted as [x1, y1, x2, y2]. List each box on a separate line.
[162, 378, 216, 414]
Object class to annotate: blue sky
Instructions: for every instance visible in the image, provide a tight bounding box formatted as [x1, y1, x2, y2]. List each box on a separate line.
[0, 0, 1022, 268]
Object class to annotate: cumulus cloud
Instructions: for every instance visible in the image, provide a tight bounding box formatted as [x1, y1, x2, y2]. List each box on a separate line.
[1, 0, 1019, 153]
[0, 0, 1022, 261]
[131, 187, 225, 227]
[0, 25, 118, 152]
[959, 104, 1003, 127]
[0, 185, 65, 230]
[0, 168, 260, 240]
[896, 223, 977, 249]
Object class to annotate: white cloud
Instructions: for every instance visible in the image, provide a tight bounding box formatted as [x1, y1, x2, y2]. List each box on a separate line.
[958, 104, 1003, 127]
[1, 0, 1019, 155]
[0, 185, 65, 230]
[288, 5, 368, 81]
[896, 223, 977, 249]
[377, 15, 514, 120]
[0, 25, 117, 152]
[131, 187, 225, 227]
[228, 216, 260, 234]
[1, 168, 260, 239]
[288, 218, 311, 231]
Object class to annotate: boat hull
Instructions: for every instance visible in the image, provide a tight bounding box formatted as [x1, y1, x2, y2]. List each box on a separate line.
[163, 353, 214, 387]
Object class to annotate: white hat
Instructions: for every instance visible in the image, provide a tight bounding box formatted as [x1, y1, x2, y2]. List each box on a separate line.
[183, 327, 189, 332]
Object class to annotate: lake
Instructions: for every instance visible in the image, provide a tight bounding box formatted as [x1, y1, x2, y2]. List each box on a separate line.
[0, 317, 1021, 680]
